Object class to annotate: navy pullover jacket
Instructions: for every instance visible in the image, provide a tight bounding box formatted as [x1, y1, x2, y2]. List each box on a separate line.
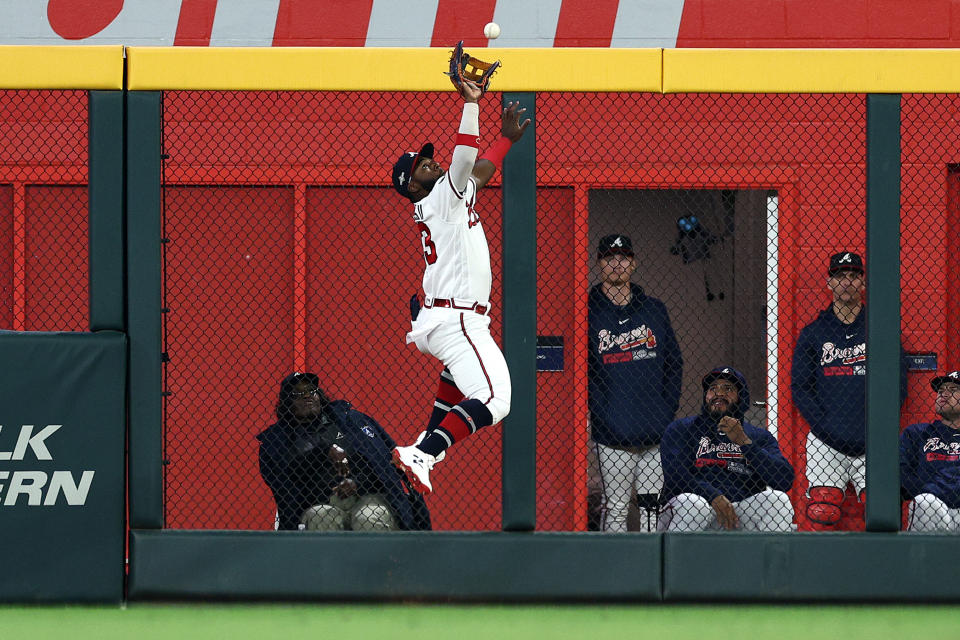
[660, 368, 795, 504]
[588, 283, 683, 448]
[258, 400, 431, 531]
[791, 305, 907, 456]
[899, 420, 960, 509]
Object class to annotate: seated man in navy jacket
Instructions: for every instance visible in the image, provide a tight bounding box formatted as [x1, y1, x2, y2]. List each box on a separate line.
[900, 370, 960, 532]
[658, 366, 795, 531]
[258, 372, 431, 532]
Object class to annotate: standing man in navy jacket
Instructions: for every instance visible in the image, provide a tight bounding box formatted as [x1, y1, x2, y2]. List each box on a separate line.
[900, 371, 960, 532]
[791, 251, 907, 530]
[659, 366, 795, 531]
[588, 234, 683, 532]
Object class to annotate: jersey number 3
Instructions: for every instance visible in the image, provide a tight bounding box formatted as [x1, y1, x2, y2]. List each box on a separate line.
[417, 222, 438, 265]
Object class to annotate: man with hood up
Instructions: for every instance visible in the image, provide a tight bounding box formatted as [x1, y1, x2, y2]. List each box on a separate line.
[658, 366, 795, 531]
[257, 372, 431, 532]
[588, 233, 683, 532]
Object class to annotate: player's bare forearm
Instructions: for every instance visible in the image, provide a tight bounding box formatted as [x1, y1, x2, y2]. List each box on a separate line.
[472, 159, 496, 189]
[471, 103, 530, 189]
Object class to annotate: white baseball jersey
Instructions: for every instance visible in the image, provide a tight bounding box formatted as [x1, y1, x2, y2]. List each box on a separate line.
[412, 172, 491, 305]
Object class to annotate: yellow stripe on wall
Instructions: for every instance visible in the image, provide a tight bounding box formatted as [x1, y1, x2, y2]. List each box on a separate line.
[664, 48, 960, 93]
[126, 46, 662, 92]
[0, 46, 123, 90]
[5, 45, 957, 93]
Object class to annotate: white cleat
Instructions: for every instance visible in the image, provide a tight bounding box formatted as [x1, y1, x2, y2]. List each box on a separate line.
[414, 431, 446, 462]
[392, 445, 436, 495]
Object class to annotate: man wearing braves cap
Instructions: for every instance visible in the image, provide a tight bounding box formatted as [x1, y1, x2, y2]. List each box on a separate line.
[900, 370, 960, 531]
[658, 366, 795, 531]
[588, 233, 683, 531]
[791, 251, 907, 531]
[388, 75, 530, 495]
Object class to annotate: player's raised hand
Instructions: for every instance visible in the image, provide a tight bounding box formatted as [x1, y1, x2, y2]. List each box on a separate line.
[711, 495, 740, 530]
[454, 78, 482, 103]
[502, 102, 531, 142]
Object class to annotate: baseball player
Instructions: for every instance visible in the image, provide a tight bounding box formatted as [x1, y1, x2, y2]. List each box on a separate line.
[588, 233, 683, 532]
[900, 370, 960, 532]
[388, 78, 530, 494]
[791, 251, 907, 530]
[658, 367, 795, 531]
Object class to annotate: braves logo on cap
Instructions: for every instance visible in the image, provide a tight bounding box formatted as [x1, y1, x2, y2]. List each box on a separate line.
[930, 370, 960, 391]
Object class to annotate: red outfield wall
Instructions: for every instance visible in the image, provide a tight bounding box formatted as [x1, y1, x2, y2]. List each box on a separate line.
[1, 90, 956, 531]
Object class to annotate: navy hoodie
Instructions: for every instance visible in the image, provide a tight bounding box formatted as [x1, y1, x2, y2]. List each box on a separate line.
[790, 305, 907, 456]
[588, 283, 683, 447]
[660, 368, 795, 504]
[899, 420, 960, 509]
[257, 400, 431, 531]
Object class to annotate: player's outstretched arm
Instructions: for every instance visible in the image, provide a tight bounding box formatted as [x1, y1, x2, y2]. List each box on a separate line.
[446, 79, 482, 195]
[473, 102, 531, 189]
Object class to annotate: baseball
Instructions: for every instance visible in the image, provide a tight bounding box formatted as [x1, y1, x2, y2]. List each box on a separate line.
[484, 22, 501, 39]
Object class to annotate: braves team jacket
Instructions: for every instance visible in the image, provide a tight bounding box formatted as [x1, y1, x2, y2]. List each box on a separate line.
[588, 283, 683, 448]
[659, 414, 795, 505]
[899, 420, 960, 509]
[660, 367, 794, 504]
[791, 305, 907, 457]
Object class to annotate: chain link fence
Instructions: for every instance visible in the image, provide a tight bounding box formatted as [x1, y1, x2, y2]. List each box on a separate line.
[899, 94, 960, 533]
[153, 90, 958, 533]
[0, 90, 88, 332]
[161, 91, 507, 530]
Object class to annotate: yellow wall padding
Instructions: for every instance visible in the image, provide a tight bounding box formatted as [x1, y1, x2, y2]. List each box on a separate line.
[0, 46, 123, 90]
[125, 46, 662, 92]
[664, 48, 960, 93]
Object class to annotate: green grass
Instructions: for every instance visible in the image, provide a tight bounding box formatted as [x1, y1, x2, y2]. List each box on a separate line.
[4, 604, 960, 640]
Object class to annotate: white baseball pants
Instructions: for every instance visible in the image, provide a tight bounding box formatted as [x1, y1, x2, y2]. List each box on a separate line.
[907, 493, 960, 532]
[407, 307, 511, 424]
[805, 432, 866, 495]
[658, 489, 795, 532]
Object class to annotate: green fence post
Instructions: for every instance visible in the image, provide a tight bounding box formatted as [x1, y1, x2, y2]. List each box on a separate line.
[500, 92, 537, 532]
[865, 93, 902, 532]
[127, 91, 165, 529]
[88, 91, 125, 331]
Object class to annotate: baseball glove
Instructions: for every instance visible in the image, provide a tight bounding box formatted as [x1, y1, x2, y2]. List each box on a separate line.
[446, 40, 500, 95]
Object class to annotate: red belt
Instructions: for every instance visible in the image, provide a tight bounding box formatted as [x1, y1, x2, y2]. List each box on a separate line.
[424, 298, 489, 315]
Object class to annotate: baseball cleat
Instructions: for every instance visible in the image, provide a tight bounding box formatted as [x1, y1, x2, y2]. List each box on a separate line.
[392, 445, 436, 495]
[414, 430, 446, 462]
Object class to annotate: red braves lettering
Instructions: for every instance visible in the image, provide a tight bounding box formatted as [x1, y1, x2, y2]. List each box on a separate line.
[695, 459, 728, 467]
[927, 452, 960, 462]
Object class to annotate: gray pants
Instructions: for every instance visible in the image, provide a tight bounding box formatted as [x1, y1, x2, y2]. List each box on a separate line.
[301, 493, 397, 531]
[596, 442, 663, 532]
